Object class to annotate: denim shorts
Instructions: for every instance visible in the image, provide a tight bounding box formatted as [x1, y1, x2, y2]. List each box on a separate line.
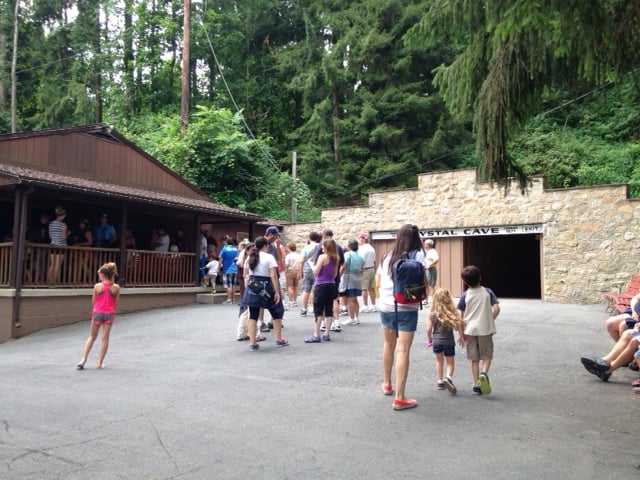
[380, 310, 418, 332]
[433, 344, 455, 356]
[222, 273, 238, 288]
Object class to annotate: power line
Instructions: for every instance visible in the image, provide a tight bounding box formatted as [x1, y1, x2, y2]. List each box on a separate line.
[198, 16, 281, 173]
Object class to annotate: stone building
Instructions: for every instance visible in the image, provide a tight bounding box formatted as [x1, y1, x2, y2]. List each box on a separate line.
[283, 169, 640, 304]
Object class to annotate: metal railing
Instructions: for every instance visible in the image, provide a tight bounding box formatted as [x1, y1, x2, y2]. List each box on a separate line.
[0, 243, 197, 288]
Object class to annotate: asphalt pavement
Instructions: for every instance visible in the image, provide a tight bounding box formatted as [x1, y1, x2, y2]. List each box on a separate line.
[0, 299, 638, 480]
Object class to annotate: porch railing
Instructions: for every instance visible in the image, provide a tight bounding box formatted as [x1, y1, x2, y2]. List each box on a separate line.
[0, 243, 197, 288]
[0, 242, 11, 286]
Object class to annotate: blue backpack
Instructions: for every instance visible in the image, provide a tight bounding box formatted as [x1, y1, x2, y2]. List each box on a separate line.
[392, 250, 427, 304]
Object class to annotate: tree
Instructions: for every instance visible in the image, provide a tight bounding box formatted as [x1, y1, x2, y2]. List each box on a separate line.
[408, 0, 640, 190]
[279, 0, 470, 205]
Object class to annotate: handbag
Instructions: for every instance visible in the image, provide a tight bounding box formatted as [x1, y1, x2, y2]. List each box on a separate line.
[248, 277, 264, 293]
[338, 256, 351, 293]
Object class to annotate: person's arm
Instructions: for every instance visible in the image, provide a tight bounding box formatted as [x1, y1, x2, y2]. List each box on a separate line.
[425, 314, 433, 345]
[297, 253, 305, 279]
[83, 230, 93, 246]
[311, 254, 327, 276]
[109, 225, 117, 243]
[91, 283, 99, 307]
[631, 293, 640, 319]
[270, 265, 280, 304]
[492, 303, 500, 319]
[112, 284, 120, 308]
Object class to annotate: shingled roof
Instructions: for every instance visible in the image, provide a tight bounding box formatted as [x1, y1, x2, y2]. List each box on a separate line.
[0, 124, 263, 221]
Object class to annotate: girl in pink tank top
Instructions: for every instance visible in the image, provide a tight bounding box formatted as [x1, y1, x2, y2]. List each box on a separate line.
[77, 262, 120, 370]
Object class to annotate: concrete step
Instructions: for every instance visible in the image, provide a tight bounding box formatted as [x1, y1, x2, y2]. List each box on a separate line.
[195, 293, 228, 304]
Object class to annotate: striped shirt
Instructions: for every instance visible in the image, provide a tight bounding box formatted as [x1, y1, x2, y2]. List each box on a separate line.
[48, 220, 67, 246]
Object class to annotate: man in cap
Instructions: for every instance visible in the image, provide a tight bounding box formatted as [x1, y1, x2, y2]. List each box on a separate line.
[94, 213, 117, 248]
[358, 232, 377, 313]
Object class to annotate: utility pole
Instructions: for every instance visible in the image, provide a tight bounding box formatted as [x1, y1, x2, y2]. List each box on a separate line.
[291, 151, 297, 223]
[180, 0, 191, 138]
[11, 0, 20, 133]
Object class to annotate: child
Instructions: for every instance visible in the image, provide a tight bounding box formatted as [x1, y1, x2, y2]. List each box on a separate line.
[202, 253, 220, 292]
[426, 288, 466, 395]
[77, 262, 120, 370]
[457, 265, 500, 395]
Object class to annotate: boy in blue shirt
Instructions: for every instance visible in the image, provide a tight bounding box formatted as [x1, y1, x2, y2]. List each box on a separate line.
[457, 265, 500, 395]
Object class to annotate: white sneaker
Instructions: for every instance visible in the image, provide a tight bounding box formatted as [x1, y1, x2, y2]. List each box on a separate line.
[343, 318, 355, 326]
[361, 306, 370, 313]
[370, 305, 377, 312]
[354, 317, 360, 325]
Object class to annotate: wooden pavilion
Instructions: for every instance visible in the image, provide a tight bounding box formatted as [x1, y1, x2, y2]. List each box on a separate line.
[0, 124, 263, 342]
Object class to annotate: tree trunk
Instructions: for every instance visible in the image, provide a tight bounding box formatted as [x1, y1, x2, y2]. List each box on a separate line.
[332, 83, 342, 180]
[180, 0, 191, 137]
[0, 32, 6, 109]
[123, 0, 135, 114]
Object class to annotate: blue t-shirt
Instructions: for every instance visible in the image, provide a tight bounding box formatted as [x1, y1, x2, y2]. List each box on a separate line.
[94, 223, 116, 247]
[219, 245, 238, 274]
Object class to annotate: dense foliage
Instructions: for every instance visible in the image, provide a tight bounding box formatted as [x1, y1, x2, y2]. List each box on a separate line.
[1, 0, 639, 222]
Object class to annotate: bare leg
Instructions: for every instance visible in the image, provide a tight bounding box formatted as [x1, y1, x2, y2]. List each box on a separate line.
[348, 297, 359, 319]
[435, 352, 444, 382]
[471, 360, 480, 384]
[608, 338, 639, 372]
[603, 330, 634, 363]
[362, 289, 369, 308]
[382, 326, 397, 387]
[605, 314, 627, 341]
[96, 323, 112, 368]
[445, 355, 455, 378]
[272, 318, 283, 340]
[248, 318, 257, 344]
[79, 322, 100, 367]
[394, 330, 416, 401]
[313, 316, 322, 337]
[480, 357, 492, 374]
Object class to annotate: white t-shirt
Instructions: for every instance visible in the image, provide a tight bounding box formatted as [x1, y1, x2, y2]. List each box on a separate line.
[245, 250, 278, 277]
[359, 243, 376, 268]
[426, 248, 439, 269]
[376, 249, 427, 313]
[285, 251, 301, 271]
[205, 260, 219, 276]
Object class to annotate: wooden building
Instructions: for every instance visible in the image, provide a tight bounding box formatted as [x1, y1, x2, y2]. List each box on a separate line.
[0, 124, 263, 342]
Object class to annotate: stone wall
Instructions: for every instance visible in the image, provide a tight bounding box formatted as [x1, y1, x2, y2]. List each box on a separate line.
[282, 169, 640, 304]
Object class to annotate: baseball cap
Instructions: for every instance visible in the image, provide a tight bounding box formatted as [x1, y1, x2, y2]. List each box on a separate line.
[265, 226, 280, 236]
[358, 232, 368, 240]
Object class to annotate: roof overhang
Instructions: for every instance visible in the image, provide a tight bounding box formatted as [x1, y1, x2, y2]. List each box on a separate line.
[0, 163, 263, 221]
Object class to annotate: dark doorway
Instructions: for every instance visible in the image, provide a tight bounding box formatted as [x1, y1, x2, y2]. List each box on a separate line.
[463, 234, 541, 298]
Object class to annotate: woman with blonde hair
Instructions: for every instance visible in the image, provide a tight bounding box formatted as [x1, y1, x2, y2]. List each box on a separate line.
[426, 288, 466, 395]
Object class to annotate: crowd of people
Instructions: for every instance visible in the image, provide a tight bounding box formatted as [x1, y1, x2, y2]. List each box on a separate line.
[194, 224, 500, 409]
[73, 222, 503, 410]
[581, 292, 640, 392]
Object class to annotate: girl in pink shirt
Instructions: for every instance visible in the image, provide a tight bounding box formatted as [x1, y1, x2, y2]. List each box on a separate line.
[77, 262, 120, 370]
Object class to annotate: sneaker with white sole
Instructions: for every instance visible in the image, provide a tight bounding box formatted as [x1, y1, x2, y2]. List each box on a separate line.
[443, 377, 457, 395]
[478, 373, 491, 395]
[361, 306, 370, 313]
